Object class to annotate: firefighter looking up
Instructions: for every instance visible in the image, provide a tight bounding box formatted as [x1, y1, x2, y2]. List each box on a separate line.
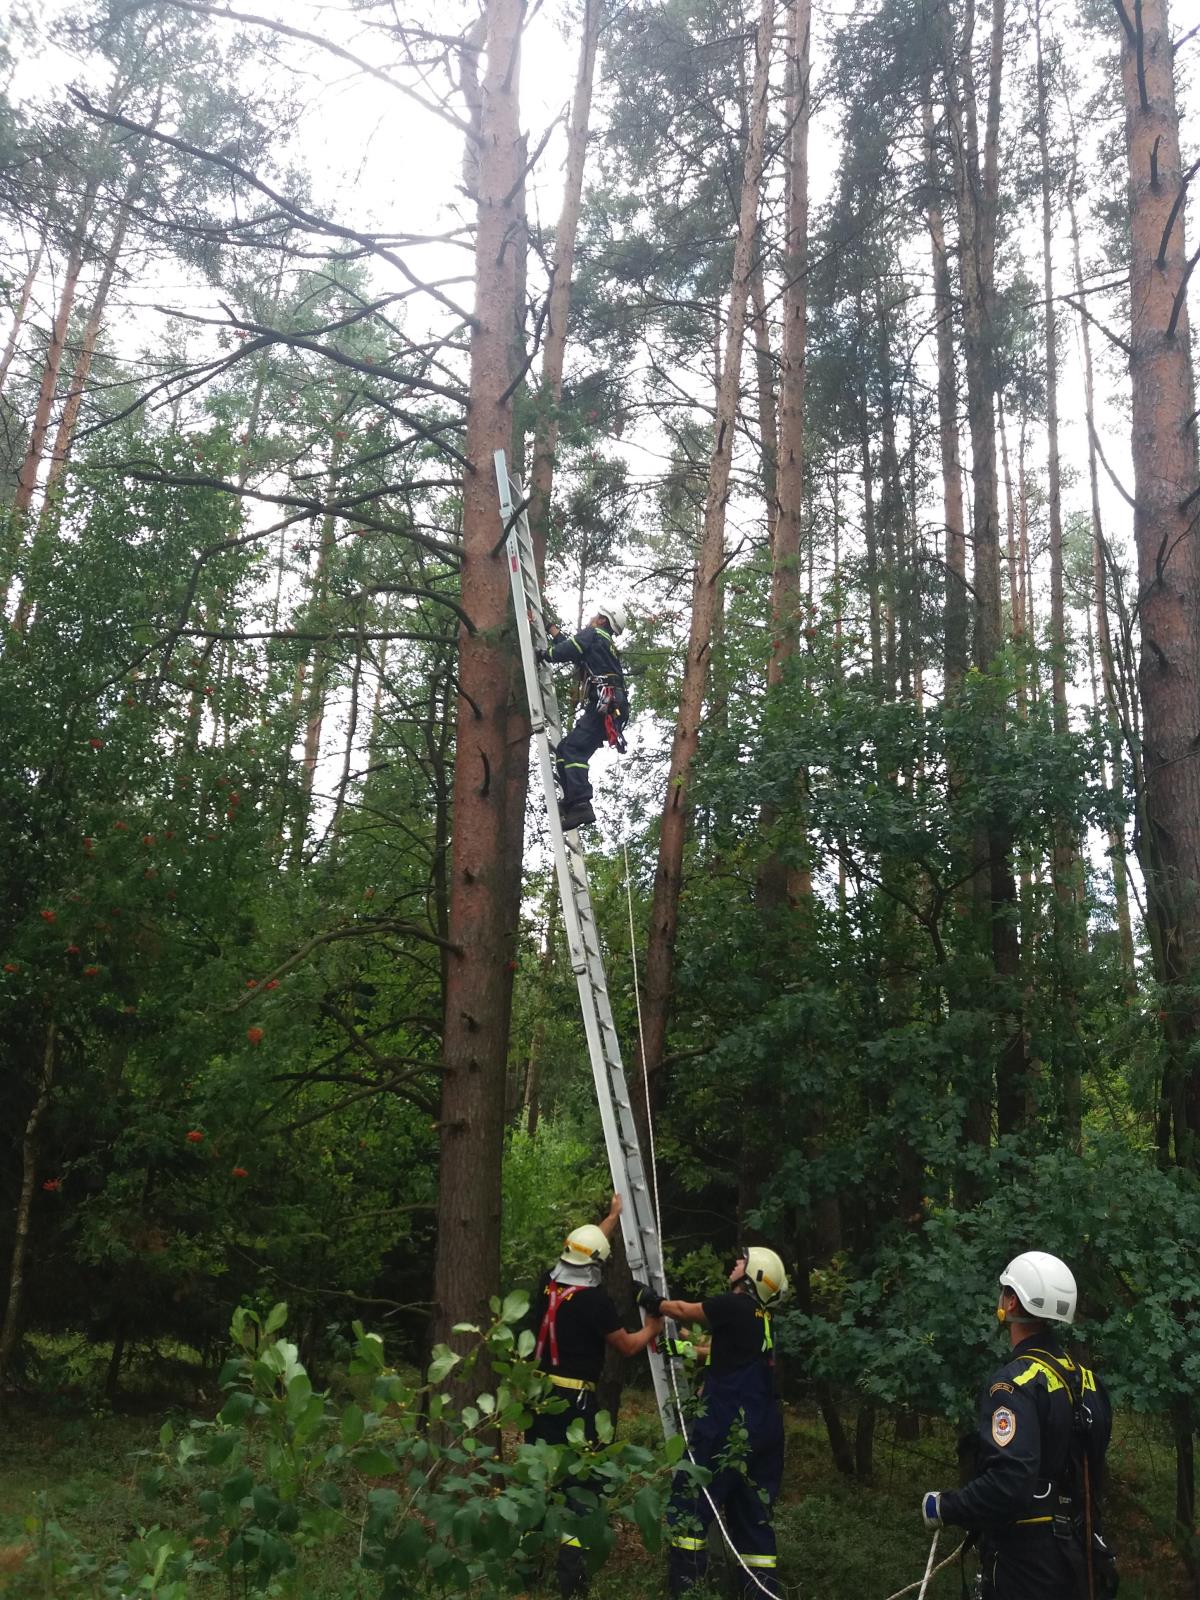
[535, 599, 629, 832]
[640, 1246, 788, 1598]
[526, 1193, 663, 1597]
[921, 1251, 1116, 1600]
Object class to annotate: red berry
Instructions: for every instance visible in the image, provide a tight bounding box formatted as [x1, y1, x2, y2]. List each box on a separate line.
[231, 1166, 249, 1179]
[3, 963, 20, 974]
[89, 738, 104, 750]
[83, 965, 101, 977]
[186, 1129, 205, 1144]
[265, 979, 279, 990]
[82, 837, 94, 851]
[246, 1026, 264, 1046]
[246, 979, 258, 989]
[113, 821, 129, 832]
[66, 944, 80, 955]
[142, 834, 156, 847]
[42, 1178, 61, 1193]
[39, 909, 56, 923]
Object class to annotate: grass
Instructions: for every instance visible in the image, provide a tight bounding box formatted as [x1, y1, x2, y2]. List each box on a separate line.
[0, 1341, 1188, 1598]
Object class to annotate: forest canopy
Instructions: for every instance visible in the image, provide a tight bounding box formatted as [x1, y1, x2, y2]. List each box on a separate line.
[0, 0, 1198, 1595]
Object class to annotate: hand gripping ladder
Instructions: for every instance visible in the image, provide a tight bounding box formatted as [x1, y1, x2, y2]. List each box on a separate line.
[495, 449, 684, 1439]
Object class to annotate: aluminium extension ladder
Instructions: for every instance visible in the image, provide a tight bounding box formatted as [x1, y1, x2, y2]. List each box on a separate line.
[495, 449, 684, 1439]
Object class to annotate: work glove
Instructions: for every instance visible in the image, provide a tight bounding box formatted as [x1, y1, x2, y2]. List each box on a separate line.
[535, 647, 549, 664]
[920, 1491, 943, 1530]
[634, 1281, 664, 1318]
[659, 1337, 699, 1361]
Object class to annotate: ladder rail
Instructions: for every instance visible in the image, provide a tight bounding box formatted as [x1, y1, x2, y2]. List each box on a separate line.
[495, 449, 683, 1438]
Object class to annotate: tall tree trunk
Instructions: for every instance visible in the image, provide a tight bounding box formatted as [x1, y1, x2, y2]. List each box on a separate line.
[1034, 2, 1066, 729]
[0, 1024, 57, 1390]
[758, 0, 811, 912]
[0, 188, 98, 611]
[941, 0, 1024, 1162]
[1115, 0, 1200, 1175]
[749, 260, 779, 558]
[13, 155, 150, 633]
[0, 238, 45, 402]
[432, 0, 526, 1353]
[527, 0, 599, 567]
[637, 0, 775, 1107]
[1066, 183, 1137, 982]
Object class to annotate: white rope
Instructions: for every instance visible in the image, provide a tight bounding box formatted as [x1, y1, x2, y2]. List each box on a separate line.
[622, 848, 964, 1600]
[917, 1530, 940, 1598]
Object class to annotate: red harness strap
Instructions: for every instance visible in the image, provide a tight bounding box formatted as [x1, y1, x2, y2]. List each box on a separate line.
[535, 1282, 576, 1368]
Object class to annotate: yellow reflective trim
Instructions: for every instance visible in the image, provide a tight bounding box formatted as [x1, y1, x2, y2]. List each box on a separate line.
[1013, 1359, 1064, 1394]
[1016, 1516, 1053, 1526]
[670, 1536, 706, 1551]
[547, 1374, 596, 1392]
[561, 1536, 583, 1547]
[740, 1554, 778, 1567]
[1081, 1366, 1097, 1393]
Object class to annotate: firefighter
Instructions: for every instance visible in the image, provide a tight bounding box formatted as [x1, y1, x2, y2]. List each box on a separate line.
[920, 1251, 1116, 1600]
[535, 599, 629, 832]
[527, 1193, 663, 1597]
[640, 1246, 788, 1598]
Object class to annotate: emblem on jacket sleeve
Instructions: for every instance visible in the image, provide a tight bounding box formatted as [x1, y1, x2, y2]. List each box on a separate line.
[992, 1406, 1017, 1447]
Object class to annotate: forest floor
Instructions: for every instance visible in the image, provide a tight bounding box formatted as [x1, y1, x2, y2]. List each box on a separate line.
[0, 1344, 1186, 1598]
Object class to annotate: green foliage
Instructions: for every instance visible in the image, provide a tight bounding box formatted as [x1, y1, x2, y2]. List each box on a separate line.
[501, 1120, 609, 1285]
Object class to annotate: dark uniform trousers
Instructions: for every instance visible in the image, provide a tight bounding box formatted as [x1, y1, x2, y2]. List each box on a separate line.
[980, 1527, 1079, 1600]
[527, 1386, 600, 1598]
[555, 707, 612, 807]
[666, 1363, 784, 1598]
[546, 622, 629, 808]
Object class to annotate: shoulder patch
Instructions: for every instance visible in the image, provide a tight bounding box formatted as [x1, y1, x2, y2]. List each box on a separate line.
[989, 1381, 1015, 1397]
[992, 1406, 1017, 1448]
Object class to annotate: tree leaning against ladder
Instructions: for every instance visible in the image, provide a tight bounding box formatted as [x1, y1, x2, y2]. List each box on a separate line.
[498, 449, 961, 1598]
[496, 448, 685, 1440]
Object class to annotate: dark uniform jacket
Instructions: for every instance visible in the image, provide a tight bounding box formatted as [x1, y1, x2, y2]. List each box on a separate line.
[941, 1334, 1112, 1534]
[546, 624, 628, 715]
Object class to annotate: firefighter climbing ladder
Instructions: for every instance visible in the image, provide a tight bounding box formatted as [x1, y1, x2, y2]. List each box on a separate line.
[495, 449, 683, 1441]
[496, 449, 965, 1599]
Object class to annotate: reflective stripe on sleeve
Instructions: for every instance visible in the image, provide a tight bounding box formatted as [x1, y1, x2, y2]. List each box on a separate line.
[669, 1536, 707, 1551]
[739, 1554, 778, 1568]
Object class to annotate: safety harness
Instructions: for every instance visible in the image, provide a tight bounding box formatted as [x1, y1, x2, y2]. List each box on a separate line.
[534, 1280, 600, 1394]
[1022, 1348, 1115, 1600]
[559, 624, 628, 752]
[535, 1281, 575, 1369]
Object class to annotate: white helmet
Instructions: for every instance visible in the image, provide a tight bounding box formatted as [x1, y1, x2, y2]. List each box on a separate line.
[744, 1246, 788, 1306]
[593, 599, 627, 634]
[561, 1225, 611, 1266]
[999, 1251, 1077, 1326]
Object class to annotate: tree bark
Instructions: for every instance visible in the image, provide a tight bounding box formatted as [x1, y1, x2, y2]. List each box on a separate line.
[1115, 0, 1200, 1166]
[0, 192, 97, 611]
[637, 0, 775, 1106]
[12, 160, 148, 634]
[0, 238, 45, 403]
[527, 0, 600, 567]
[432, 0, 526, 1351]
[758, 0, 811, 912]
[1066, 182, 1137, 982]
[0, 1024, 57, 1390]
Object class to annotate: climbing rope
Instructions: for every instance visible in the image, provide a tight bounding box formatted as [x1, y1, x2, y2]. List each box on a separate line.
[621, 849, 967, 1600]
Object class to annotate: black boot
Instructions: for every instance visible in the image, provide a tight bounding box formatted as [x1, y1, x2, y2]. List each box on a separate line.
[559, 800, 596, 831]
